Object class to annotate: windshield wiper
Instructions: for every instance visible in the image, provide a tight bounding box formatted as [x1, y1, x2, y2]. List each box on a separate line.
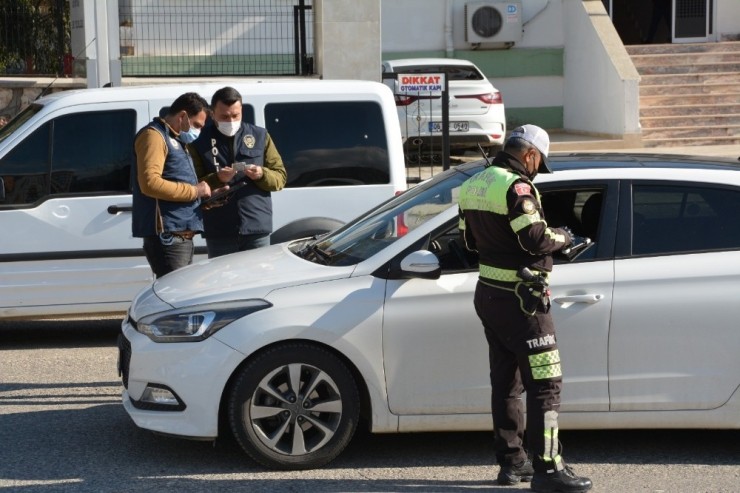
[310, 244, 333, 264]
[298, 243, 332, 265]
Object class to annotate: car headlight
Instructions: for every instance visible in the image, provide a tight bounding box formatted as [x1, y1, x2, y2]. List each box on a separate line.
[135, 299, 272, 343]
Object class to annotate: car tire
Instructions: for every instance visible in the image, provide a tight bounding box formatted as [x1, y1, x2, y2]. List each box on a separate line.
[227, 343, 360, 470]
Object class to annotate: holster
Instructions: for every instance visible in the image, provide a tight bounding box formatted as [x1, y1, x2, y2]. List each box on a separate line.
[515, 281, 546, 317]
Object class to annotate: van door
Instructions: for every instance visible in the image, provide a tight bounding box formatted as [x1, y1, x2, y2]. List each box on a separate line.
[0, 101, 152, 319]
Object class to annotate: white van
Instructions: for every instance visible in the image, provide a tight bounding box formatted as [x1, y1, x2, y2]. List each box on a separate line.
[0, 80, 406, 320]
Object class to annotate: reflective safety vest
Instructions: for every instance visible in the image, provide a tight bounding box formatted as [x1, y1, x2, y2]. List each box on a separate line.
[458, 153, 559, 279]
[458, 165, 540, 216]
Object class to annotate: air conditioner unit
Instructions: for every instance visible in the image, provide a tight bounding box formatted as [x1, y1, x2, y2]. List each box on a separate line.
[465, 1, 523, 44]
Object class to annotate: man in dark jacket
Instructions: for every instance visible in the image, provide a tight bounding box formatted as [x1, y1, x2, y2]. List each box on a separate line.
[132, 92, 213, 278]
[458, 125, 592, 492]
[191, 86, 287, 257]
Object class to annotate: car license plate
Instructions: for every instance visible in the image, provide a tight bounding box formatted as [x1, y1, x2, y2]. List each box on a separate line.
[429, 121, 469, 132]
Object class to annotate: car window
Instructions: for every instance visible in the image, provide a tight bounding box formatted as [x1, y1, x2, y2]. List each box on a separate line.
[264, 101, 390, 188]
[0, 109, 136, 206]
[632, 184, 740, 255]
[430, 223, 479, 272]
[385, 64, 484, 81]
[299, 169, 469, 266]
[541, 188, 605, 261]
[427, 187, 608, 273]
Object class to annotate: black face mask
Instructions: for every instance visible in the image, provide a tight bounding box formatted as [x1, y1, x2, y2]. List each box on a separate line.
[526, 149, 552, 178]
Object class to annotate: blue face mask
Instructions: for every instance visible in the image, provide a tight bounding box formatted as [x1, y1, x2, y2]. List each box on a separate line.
[179, 125, 200, 144]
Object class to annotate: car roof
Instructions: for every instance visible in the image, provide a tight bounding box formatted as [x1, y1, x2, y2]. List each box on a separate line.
[458, 153, 740, 171]
[33, 79, 392, 107]
[452, 153, 740, 185]
[548, 152, 740, 171]
[383, 58, 478, 69]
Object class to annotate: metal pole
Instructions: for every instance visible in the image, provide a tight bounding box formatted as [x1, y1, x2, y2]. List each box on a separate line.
[293, 6, 300, 75]
[442, 76, 450, 171]
[299, 0, 308, 74]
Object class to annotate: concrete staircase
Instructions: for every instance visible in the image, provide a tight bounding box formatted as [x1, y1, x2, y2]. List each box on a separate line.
[627, 41, 740, 147]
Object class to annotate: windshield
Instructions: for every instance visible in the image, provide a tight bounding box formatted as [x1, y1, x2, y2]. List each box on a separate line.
[0, 104, 43, 145]
[296, 164, 482, 266]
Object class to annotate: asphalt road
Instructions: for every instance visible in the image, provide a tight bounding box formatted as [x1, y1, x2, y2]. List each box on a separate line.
[1, 320, 738, 493]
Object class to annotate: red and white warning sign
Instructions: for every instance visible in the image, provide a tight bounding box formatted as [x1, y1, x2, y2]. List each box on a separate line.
[396, 73, 445, 95]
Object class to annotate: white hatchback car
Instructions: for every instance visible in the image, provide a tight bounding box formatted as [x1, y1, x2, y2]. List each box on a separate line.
[382, 58, 506, 161]
[119, 154, 740, 470]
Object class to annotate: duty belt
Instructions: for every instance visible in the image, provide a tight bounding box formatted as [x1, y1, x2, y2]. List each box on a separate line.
[479, 263, 549, 283]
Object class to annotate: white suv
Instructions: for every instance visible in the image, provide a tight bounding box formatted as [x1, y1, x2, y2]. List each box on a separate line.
[382, 58, 506, 161]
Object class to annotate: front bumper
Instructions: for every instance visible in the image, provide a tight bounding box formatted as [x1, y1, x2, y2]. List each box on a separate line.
[118, 320, 245, 438]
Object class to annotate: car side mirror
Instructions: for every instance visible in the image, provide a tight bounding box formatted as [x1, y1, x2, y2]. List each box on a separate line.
[399, 250, 441, 280]
[0, 177, 5, 202]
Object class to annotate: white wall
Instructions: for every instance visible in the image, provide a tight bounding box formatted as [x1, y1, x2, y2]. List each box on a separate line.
[381, 0, 564, 52]
[499, 0, 564, 117]
[517, 0, 564, 48]
[381, 0, 641, 137]
[381, 0, 567, 124]
[563, 0, 640, 138]
[716, 0, 740, 40]
[494, 76, 563, 109]
[314, 0, 380, 81]
[381, 0, 447, 52]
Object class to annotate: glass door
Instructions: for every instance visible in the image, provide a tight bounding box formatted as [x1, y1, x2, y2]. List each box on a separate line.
[673, 0, 712, 42]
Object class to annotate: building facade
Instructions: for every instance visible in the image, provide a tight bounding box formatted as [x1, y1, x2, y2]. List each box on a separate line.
[380, 0, 740, 143]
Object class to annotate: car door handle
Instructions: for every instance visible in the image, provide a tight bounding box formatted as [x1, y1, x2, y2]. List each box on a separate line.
[107, 204, 133, 214]
[553, 294, 604, 305]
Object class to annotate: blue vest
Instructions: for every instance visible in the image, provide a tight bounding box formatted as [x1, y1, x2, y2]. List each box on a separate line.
[192, 122, 273, 237]
[132, 118, 203, 237]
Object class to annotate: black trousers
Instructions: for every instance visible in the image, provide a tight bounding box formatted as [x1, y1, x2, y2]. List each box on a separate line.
[474, 280, 564, 473]
[142, 235, 194, 278]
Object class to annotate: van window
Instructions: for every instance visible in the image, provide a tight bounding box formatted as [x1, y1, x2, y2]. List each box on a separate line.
[0, 104, 43, 145]
[1, 122, 50, 204]
[158, 104, 254, 124]
[264, 101, 390, 188]
[243, 104, 255, 124]
[0, 110, 136, 206]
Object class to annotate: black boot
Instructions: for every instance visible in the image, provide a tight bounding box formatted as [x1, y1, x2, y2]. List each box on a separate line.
[531, 465, 592, 492]
[497, 459, 534, 485]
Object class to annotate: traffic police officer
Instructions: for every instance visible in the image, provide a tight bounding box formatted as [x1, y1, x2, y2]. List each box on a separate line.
[458, 125, 592, 492]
